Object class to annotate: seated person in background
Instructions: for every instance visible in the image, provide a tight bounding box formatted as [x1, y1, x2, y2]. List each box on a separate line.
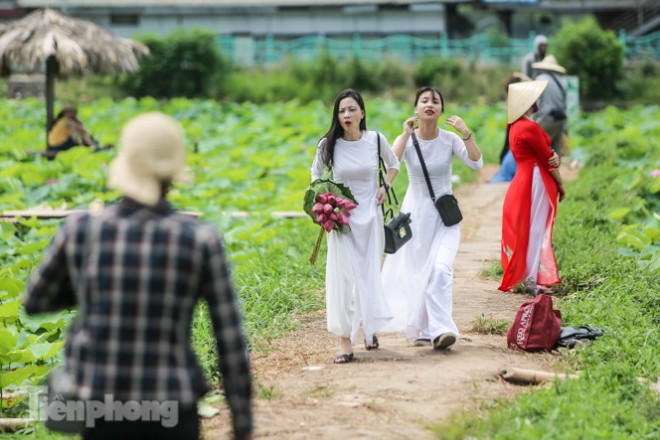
[47, 106, 100, 152]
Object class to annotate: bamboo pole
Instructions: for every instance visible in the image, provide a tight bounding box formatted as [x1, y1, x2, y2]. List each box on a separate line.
[498, 366, 578, 385]
[499, 366, 659, 394]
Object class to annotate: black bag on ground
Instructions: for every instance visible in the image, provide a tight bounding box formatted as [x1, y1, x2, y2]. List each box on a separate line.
[556, 325, 603, 349]
[411, 132, 463, 226]
[377, 132, 412, 254]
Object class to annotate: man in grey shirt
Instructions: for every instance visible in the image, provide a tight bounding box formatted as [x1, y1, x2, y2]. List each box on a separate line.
[521, 35, 548, 79]
[532, 55, 568, 156]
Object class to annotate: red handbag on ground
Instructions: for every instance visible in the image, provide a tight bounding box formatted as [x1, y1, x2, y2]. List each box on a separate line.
[507, 294, 562, 351]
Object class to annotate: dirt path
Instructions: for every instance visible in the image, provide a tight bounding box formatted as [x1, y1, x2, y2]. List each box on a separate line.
[205, 165, 564, 439]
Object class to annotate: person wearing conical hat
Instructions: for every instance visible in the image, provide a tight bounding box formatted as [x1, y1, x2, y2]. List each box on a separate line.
[24, 113, 254, 439]
[490, 73, 559, 183]
[499, 80, 566, 292]
[532, 55, 569, 156]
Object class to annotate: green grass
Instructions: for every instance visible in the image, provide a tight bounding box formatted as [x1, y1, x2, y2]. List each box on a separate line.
[0, 424, 79, 440]
[2, 100, 658, 438]
[479, 259, 504, 280]
[431, 106, 660, 439]
[191, 217, 326, 383]
[470, 314, 510, 336]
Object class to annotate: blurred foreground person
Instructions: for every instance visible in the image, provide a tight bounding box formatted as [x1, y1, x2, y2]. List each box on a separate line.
[24, 112, 253, 440]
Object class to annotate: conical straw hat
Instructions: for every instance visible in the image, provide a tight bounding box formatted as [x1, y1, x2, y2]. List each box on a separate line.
[507, 79, 548, 124]
[531, 55, 566, 74]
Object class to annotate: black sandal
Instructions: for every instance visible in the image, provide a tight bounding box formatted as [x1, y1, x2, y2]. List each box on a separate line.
[364, 335, 379, 351]
[333, 353, 354, 364]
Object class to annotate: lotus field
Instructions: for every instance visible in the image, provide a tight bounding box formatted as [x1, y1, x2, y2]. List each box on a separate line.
[0, 98, 658, 430]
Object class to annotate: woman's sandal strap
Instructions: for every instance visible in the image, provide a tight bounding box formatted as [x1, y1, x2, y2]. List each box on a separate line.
[333, 353, 354, 364]
[364, 335, 379, 351]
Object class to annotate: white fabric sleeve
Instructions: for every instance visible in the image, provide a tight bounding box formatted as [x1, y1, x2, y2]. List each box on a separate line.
[311, 138, 326, 181]
[378, 133, 400, 171]
[451, 132, 483, 170]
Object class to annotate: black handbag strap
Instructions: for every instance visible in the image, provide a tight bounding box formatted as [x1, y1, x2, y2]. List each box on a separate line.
[548, 72, 566, 100]
[376, 131, 398, 222]
[411, 132, 437, 202]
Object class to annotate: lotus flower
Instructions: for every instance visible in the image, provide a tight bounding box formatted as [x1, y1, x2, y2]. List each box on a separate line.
[322, 219, 335, 232]
[309, 191, 358, 233]
[305, 181, 360, 265]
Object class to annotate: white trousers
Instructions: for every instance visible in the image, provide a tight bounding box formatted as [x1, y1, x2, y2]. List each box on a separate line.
[524, 166, 551, 290]
[414, 225, 460, 340]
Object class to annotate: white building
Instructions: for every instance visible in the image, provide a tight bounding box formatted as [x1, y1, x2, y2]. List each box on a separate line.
[15, 1, 470, 39]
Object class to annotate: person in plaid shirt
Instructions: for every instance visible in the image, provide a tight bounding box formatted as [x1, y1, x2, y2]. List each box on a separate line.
[24, 112, 253, 440]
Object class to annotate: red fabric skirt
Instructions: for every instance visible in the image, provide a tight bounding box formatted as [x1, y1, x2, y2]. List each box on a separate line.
[499, 161, 559, 291]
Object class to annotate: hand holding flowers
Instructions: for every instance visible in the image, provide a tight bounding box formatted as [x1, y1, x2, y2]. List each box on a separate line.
[303, 179, 359, 264]
[310, 192, 357, 232]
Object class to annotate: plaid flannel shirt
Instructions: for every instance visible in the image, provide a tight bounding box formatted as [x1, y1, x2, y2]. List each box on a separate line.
[23, 198, 252, 436]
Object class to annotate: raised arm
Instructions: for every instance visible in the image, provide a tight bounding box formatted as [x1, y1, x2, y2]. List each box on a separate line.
[446, 115, 482, 163]
[392, 116, 417, 161]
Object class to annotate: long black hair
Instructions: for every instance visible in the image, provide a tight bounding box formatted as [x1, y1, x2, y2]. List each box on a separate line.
[414, 86, 444, 112]
[319, 89, 367, 168]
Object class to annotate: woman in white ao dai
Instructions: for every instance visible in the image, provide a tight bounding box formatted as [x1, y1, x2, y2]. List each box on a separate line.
[382, 87, 482, 350]
[311, 89, 400, 364]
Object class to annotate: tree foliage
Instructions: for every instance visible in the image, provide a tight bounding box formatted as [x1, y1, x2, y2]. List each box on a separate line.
[118, 28, 231, 98]
[553, 17, 625, 101]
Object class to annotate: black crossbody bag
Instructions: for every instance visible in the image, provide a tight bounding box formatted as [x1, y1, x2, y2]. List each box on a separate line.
[377, 132, 412, 253]
[410, 132, 462, 226]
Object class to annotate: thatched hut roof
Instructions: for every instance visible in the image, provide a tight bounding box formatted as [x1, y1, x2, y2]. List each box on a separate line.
[0, 8, 149, 76]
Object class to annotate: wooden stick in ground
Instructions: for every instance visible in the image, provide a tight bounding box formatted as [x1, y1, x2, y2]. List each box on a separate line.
[498, 366, 579, 385]
[500, 366, 660, 393]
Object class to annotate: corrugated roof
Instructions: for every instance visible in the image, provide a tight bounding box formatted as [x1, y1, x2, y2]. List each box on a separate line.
[18, 0, 468, 6]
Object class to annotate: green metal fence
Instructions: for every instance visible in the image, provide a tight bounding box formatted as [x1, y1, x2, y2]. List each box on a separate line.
[217, 31, 660, 66]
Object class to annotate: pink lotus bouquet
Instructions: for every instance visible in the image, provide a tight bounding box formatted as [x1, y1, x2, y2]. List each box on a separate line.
[311, 192, 357, 232]
[303, 179, 359, 264]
